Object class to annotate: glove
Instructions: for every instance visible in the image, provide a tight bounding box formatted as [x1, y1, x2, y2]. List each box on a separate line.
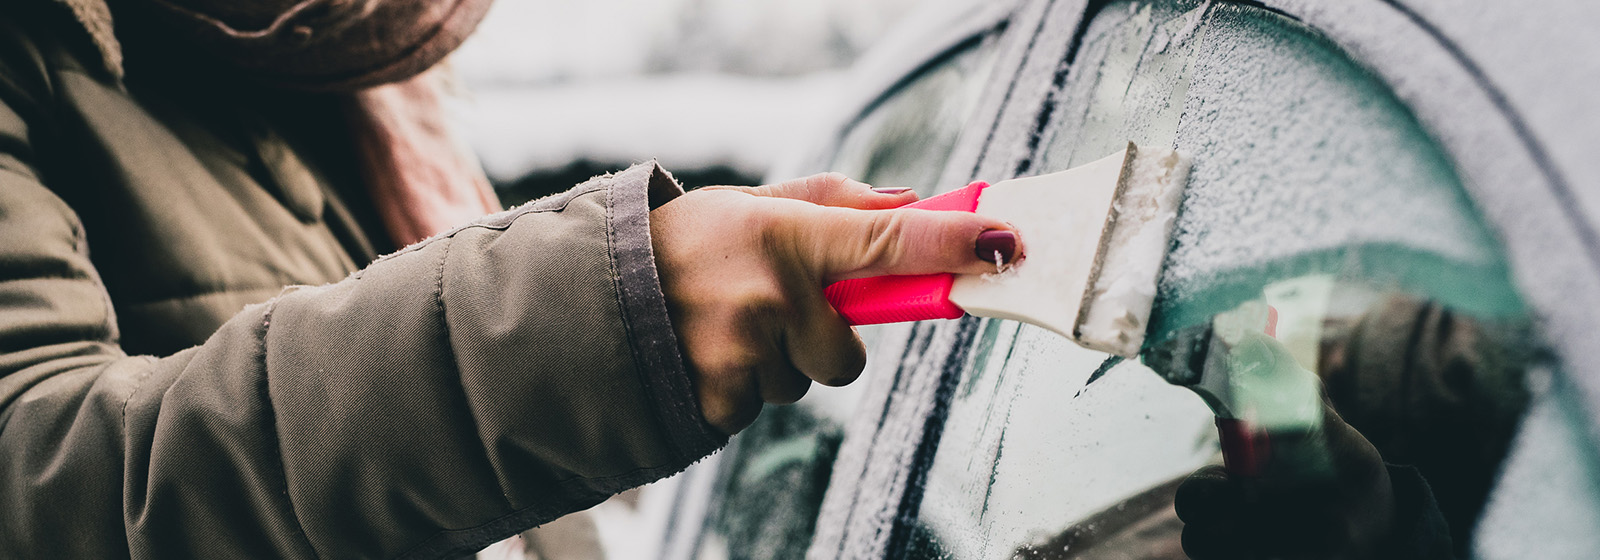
[1175, 405, 1399, 560]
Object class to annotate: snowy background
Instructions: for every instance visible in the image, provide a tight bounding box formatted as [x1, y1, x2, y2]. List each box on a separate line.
[452, 0, 953, 204]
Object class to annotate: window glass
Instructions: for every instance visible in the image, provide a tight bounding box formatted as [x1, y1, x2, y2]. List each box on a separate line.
[830, 37, 1002, 197]
[902, 2, 1551, 559]
[689, 36, 1002, 560]
[1473, 368, 1600, 559]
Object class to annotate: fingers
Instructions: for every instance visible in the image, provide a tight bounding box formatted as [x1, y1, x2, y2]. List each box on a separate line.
[1175, 417, 1394, 559]
[678, 290, 834, 433]
[1175, 465, 1240, 523]
[707, 173, 1024, 281]
[783, 282, 868, 387]
[1180, 517, 1243, 560]
[756, 357, 813, 405]
[690, 354, 814, 434]
[1177, 466, 1246, 559]
[1177, 465, 1327, 559]
[690, 344, 763, 435]
[740, 278, 865, 404]
[778, 204, 1021, 282]
[1320, 405, 1390, 486]
[708, 172, 919, 210]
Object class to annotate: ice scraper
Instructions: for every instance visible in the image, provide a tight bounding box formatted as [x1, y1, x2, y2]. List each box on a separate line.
[824, 142, 1190, 358]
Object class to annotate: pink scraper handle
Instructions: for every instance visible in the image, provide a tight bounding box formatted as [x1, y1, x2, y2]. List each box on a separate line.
[1220, 305, 1280, 478]
[823, 181, 990, 325]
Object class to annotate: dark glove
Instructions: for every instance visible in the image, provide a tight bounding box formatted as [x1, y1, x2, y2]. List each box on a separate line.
[1174, 406, 1408, 560]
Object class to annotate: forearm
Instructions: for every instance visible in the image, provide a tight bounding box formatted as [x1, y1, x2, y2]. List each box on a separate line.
[251, 162, 724, 557]
[0, 163, 724, 559]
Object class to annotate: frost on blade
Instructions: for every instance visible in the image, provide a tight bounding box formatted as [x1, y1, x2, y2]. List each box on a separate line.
[1077, 148, 1191, 357]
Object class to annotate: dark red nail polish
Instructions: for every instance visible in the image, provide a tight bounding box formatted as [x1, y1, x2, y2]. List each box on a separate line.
[872, 186, 914, 195]
[975, 230, 1018, 265]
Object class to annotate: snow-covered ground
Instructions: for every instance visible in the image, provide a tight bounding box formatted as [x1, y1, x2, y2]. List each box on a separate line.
[455, 72, 843, 182]
[453, 0, 924, 84]
[450, 0, 935, 184]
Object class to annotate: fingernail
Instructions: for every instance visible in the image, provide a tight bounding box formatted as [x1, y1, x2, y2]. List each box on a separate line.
[872, 186, 914, 195]
[974, 230, 1018, 265]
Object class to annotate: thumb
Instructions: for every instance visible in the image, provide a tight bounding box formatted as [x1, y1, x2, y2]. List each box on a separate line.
[778, 204, 1023, 282]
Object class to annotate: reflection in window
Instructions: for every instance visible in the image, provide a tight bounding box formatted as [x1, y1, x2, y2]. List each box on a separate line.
[689, 36, 1002, 560]
[901, 2, 1550, 559]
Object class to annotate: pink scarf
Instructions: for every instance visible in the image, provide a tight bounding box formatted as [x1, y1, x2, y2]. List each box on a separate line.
[347, 69, 501, 247]
[94, 0, 503, 247]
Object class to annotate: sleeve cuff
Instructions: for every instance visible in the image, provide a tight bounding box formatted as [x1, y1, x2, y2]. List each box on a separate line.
[605, 161, 727, 460]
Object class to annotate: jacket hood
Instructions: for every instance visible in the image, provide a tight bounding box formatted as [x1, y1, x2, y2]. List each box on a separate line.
[55, 0, 123, 78]
[54, 0, 493, 90]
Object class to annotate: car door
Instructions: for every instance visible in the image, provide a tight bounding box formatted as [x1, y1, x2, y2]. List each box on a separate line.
[808, 1, 1600, 559]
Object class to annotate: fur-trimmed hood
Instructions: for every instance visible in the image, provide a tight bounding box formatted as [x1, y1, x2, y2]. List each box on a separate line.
[50, 0, 492, 90]
[40, 0, 501, 247]
[54, 0, 122, 78]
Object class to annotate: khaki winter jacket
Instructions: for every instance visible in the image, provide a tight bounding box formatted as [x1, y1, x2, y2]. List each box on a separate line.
[0, 2, 723, 558]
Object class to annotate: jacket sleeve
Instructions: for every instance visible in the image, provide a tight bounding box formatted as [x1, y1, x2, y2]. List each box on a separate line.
[0, 34, 724, 560]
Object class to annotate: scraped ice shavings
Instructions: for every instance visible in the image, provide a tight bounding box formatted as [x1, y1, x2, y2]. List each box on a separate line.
[983, 246, 1019, 278]
[1150, 0, 1210, 54]
[1077, 148, 1191, 357]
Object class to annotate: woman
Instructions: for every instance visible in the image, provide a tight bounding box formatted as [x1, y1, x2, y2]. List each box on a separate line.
[0, 0, 1020, 557]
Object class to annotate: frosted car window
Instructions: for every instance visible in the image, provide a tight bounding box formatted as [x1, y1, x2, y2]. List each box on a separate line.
[1473, 368, 1600, 559]
[688, 38, 1000, 560]
[901, 2, 1538, 559]
[830, 37, 1001, 197]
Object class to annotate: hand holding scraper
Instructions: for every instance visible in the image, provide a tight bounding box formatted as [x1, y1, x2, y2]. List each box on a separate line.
[824, 142, 1409, 557]
[824, 142, 1328, 479]
[824, 142, 1189, 358]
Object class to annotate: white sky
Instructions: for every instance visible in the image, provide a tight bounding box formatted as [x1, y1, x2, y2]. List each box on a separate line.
[450, 0, 943, 181]
[453, 0, 926, 85]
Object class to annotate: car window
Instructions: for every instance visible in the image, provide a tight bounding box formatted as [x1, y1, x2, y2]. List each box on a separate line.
[687, 36, 1004, 560]
[829, 36, 1002, 197]
[1473, 366, 1600, 558]
[900, 2, 1547, 559]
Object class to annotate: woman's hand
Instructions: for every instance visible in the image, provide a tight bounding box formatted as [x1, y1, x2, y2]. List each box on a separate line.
[650, 173, 1020, 434]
